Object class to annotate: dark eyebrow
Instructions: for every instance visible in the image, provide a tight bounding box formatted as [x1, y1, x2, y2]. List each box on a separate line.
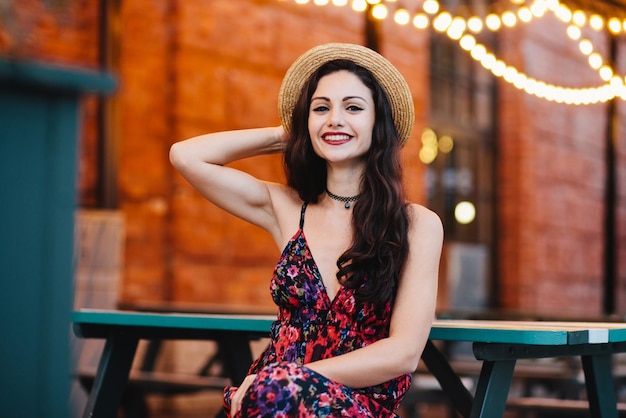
[310, 95, 367, 102]
[343, 96, 367, 102]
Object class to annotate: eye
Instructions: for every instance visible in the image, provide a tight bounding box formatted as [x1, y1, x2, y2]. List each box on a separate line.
[312, 105, 329, 112]
[346, 105, 364, 112]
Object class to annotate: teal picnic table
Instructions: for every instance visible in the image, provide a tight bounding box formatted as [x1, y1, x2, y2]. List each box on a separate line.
[72, 309, 626, 418]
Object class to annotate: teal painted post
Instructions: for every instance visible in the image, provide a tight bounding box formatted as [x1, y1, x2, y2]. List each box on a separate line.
[470, 359, 516, 418]
[0, 59, 115, 418]
[582, 353, 619, 418]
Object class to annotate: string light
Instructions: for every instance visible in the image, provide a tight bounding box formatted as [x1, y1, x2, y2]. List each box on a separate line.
[282, 0, 626, 104]
[567, 25, 582, 40]
[589, 53, 603, 69]
[502, 11, 517, 27]
[413, 13, 429, 29]
[608, 17, 622, 34]
[579, 40, 593, 57]
[433, 12, 452, 32]
[530, 1, 548, 17]
[589, 14, 604, 30]
[485, 13, 502, 31]
[423, 0, 439, 15]
[352, 0, 367, 12]
[554, 4, 572, 23]
[394, 8, 410, 25]
[518, 7, 533, 23]
[371, 3, 387, 19]
[467, 16, 483, 33]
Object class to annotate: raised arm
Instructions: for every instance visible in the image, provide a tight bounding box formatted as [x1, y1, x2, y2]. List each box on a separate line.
[169, 126, 287, 238]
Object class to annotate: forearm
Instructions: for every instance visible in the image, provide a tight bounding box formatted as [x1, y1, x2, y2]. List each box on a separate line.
[304, 335, 426, 389]
[170, 126, 285, 169]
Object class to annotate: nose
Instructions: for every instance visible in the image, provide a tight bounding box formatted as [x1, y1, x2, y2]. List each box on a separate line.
[327, 107, 344, 127]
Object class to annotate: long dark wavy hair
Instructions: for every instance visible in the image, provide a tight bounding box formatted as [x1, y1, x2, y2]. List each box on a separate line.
[284, 59, 410, 305]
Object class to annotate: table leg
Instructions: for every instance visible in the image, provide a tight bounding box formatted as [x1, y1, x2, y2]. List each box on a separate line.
[140, 339, 162, 371]
[470, 359, 515, 418]
[212, 332, 255, 418]
[421, 340, 474, 418]
[218, 332, 254, 384]
[582, 353, 618, 418]
[82, 333, 139, 418]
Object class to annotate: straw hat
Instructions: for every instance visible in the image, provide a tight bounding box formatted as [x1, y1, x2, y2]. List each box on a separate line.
[278, 43, 415, 146]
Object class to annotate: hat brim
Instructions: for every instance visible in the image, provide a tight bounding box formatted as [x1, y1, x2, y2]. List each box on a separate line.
[278, 43, 414, 146]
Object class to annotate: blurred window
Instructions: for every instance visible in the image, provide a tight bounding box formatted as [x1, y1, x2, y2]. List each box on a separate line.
[425, 0, 497, 308]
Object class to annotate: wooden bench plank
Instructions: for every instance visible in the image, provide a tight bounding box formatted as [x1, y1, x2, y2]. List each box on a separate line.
[77, 369, 230, 395]
[508, 397, 626, 416]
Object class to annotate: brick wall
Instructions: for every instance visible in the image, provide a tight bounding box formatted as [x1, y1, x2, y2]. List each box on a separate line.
[117, 0, 176, 301]
[614, 44, 626, 314]
[2, 0, 625, 316]
[497, 15, 622, 315]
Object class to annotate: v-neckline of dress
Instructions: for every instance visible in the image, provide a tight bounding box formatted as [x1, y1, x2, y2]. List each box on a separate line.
[299, 228, 343, 306]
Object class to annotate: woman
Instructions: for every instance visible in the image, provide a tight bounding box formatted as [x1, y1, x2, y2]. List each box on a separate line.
[169, 43, 443, 417]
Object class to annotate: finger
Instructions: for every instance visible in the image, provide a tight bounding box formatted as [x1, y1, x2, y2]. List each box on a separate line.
[234, 392, 244, 415]
[232, 395, 240, 415]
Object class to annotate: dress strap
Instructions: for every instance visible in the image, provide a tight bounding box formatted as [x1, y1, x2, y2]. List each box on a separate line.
[299, 202, 308, 230]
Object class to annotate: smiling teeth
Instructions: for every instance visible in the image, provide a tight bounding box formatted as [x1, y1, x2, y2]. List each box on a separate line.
[324, 135, 351, 141]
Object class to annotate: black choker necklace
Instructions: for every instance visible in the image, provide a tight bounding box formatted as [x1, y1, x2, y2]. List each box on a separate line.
[325, 189, 361, 209]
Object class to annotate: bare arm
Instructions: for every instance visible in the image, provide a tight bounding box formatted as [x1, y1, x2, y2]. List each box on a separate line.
[304, 204, 443, 387]
[169, 126, 288, 239]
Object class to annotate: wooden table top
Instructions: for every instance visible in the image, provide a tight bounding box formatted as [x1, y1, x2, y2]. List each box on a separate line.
[72, 309, 626, 346]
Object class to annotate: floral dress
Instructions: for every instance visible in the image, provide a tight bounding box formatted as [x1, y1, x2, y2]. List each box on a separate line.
[223, 203, 410, 417]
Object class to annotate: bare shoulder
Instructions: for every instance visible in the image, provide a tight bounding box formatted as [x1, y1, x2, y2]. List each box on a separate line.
[407, 203, 443, 240]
